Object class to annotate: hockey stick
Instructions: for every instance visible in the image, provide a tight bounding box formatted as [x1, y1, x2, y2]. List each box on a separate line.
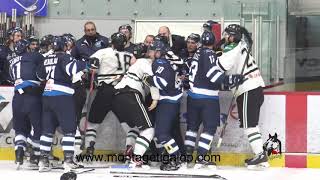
[110, 171, 227, 179]
[11, 9, 17, 28]
[216, 27, 253, 148]
[82, 70, 95, 132]
[0, 13, 3, 45]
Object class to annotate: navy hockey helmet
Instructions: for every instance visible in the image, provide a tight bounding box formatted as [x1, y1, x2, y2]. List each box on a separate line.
[224, 24, 242, 42]
[40, 34, 54, 48]
[111, 32, 127, 51]
[149, 40, 168, 55]
[52, 36, 67, 51]
[154, 34, 169, 46]
[11, 27, 23, 36]
[28, 36, 39, 44]
[62, 33, 76, 45]
[201, 31, 215, 46]
[14, 39, 29, 55]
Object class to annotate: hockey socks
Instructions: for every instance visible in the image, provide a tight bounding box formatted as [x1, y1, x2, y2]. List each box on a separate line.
[163, 138, 180, 155]
[40, 134, 53, 154]
[15, 134, 27, 152]
[74, 128, 82, 156]
[133, 128, 154, 156]
[85, 122, 99, 148]
[197, 133, 213, 156]
[184, 131, 197, 150]
[62, 134, 75, 157]
[126, 128, 139, 147]
[244, 126, 264, 155]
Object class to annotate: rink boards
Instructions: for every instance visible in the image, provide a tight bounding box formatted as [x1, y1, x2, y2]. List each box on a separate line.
[0, 87, 320, 168]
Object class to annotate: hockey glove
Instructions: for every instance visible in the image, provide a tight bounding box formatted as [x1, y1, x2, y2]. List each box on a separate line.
[142, 73, 153, 87]
[224, 74, 246, 89]
[88, 57, 100, 69]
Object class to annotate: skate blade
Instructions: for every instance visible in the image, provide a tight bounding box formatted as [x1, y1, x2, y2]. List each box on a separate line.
[247, 162, 270, 170]
[16, 163, 22, 170]
[26, 163, 39, 169]
[128, 164, 150, 170]
[178, 162, 188, 169]
[39, 167, 52, 172]
[193, 164, 217, 170]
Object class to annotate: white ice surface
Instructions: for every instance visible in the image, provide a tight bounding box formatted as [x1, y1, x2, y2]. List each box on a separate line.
[1, 161, 320, 180]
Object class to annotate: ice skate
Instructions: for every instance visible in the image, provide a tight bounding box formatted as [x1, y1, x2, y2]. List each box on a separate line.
[63, 156, 84, 173]
[38, 155, 51, 172]
[160, 157, 181, 171]
[86, 141, 95, 156]
[129, 155, 150, 170]
[246, 151, 269, 170]
[28, 153, 39, 168]
[123, 145, 133, 164]
[194, 155, 217, 170]
[15, 147, 24, 170]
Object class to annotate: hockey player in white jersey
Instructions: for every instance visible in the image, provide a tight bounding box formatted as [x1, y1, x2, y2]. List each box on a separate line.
[113, 43, 160, 168]
[217, 24, 268, 169]
[84, 32, 135, 155]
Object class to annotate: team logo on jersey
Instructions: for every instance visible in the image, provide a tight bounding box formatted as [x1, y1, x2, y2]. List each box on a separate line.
[263, 133, 282, 159]
[95, 41, 102, 48]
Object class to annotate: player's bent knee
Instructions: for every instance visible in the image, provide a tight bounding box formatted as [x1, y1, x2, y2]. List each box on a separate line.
[139, 127, 155, 142]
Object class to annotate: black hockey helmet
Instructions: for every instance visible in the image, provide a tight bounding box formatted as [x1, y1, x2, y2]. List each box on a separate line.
[201, 31, 215, 46]
[118, 24, 132, 33]
[133, 43, 147, 59]
[52, 36, 67, 51]
[187, 33, 200, 43]
[111, 32, 127, 51]
[154, 34, 169, 46]
[203, 20, 218, 32]
[14, 39, 29, 55]
[224, 24, 242, 42]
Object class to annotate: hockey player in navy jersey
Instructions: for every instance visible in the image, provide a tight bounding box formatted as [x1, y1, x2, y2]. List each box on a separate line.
[184, 31, 245, 169]
[84, 32, 135, 155]
[9, 39, 44, 169]
[142, 40, 184, 171]
[217, 24, 268, 170]
[36, 36, 97, 172]
[1, 27, 24, 85]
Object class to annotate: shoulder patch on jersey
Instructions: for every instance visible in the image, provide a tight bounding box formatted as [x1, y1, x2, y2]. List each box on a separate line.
[155, 58, 167, 64]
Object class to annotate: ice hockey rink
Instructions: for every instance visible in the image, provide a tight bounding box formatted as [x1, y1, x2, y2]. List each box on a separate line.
[1, 161, 320, 180]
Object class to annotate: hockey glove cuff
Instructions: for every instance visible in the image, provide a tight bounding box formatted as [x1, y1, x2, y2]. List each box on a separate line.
[88, 57, 100, 69]
[142, 73, 153, 87]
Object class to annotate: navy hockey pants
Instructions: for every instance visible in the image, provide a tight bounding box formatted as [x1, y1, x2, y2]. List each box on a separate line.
[12, 93, 42, 141]
[186, 96, 220, 135]
[41, 95, 77, 135]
